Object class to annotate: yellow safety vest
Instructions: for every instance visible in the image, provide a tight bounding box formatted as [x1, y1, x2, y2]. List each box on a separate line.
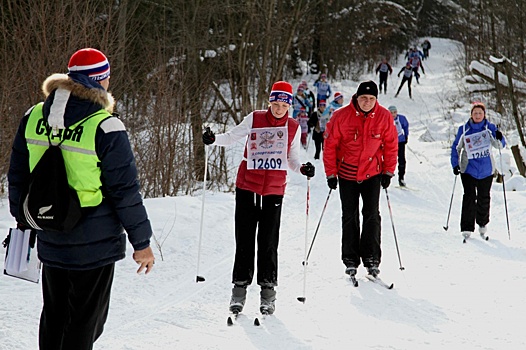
[25, 103, 111, 207]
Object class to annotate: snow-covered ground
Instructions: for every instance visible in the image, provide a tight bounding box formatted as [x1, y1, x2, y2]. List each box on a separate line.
[2, 38, 526, 350]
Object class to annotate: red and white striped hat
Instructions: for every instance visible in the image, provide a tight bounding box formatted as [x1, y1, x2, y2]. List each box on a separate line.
[68, 48, 110, 81]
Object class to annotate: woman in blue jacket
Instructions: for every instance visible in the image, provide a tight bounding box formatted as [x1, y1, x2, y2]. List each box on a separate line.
[450, 103, 505, 240]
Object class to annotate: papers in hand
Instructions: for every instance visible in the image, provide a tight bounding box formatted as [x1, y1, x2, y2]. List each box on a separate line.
[3, 228, 41, 283]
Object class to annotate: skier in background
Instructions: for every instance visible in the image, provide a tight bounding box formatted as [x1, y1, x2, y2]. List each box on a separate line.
[388, 105, 409, 187]
[375, 58, 393, 94]
[308, 99, 330, 160]
[395, 62, 414, 99]
[314, 73, 332, 106]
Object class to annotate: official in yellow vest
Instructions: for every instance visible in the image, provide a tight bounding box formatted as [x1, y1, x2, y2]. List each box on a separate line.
[8, 48, 155, 350]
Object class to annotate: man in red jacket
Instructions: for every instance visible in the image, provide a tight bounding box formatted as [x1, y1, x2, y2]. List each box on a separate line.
[323, 80, 398, 278]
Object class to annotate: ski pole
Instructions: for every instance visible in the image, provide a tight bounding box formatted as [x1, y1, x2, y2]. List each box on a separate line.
[498, 146, 511, 239]
[443, 175, 458, 231]
[406, 145, 423, 164]
[384, 188, 405, 271]
[303, 189, 332, 264]
[297, 177, 311, 303]
[195, 143, 209, 283]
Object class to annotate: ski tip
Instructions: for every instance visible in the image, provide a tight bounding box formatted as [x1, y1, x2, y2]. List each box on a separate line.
[196, 275, 205, 283]
[254, 318, 260, 326]
[463, 239, 467, 244]
[227, 317, 234, 326]
[485, 236, 489, 241]
[388, 283, 394, 289]
[297, 296, 306, 303]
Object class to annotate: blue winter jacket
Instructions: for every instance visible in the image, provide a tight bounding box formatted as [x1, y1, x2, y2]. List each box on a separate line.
[450, 118, 506, 179]
[8, 73, 152, 270]
[394, 114, 409, 143]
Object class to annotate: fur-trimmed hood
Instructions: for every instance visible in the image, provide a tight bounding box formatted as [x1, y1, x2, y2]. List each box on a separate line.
[42, 73, 114, 112]
[41, 73, 115, 129]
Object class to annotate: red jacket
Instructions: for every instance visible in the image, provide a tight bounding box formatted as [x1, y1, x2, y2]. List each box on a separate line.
[235, 110, 300, 196]
[323, 96, 398, 181]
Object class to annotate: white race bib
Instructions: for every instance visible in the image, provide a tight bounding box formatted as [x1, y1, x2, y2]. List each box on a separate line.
[465, 130, 491, 159]
[394, 118, 404, 136]
[246, 126, 288, 170]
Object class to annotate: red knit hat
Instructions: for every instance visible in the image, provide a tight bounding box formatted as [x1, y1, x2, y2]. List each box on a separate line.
[269, 81, 293, 105]
[68, 48, 110, 81]
[334, 92, 343, 101]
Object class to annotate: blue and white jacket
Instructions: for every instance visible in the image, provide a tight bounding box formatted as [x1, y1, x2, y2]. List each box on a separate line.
[394, 114, 409, 143]
[450, 118, 506, 179]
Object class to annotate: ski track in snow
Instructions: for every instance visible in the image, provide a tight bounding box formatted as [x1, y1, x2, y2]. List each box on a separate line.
[2, 38, 526, 350]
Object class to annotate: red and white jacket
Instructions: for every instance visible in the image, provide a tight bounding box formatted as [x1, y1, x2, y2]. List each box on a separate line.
[214, 108, 302, 196]
[323, 95, 398, 181]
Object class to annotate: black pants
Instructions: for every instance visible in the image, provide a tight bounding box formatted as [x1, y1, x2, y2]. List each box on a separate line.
[339, 176, 382, 268]
[398, 142, 406, 180]
[233, 188, 283, 287]
[460, 173, 493, 232]
[378, 72, 388, 93]
[396, 76, 412, 98]
[312, 130, 324, 159]
[39, 263, 115, 350]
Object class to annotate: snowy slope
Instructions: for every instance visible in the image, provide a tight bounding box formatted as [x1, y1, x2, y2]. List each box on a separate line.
[2, 38, 526, 350]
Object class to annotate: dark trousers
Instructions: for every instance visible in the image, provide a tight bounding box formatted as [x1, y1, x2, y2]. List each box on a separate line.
[398, 142, 407, 179]
[460, 173, 493, 232]
[339, 175, 382, 268]
[378, 72, 388, 93]
[233, 188, 283, 287]
[39, 263, 115, 350]
[396, 76, 412, 98]
[313, 131, 324, 159]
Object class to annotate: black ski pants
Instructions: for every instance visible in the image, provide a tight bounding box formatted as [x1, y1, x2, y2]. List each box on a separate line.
[339, 175, 382, 268]
[39, 263, 115, 350]
[312, 130, 324, 159]
[398, 142, 407, 180]
[378, 72, 389, 93]
[396, 76, 412, 98]
[460, 173, 493, 232]
[232, 187, 283, 287]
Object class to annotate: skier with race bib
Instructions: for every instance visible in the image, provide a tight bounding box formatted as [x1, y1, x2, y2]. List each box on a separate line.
[202, 81, 315, 316]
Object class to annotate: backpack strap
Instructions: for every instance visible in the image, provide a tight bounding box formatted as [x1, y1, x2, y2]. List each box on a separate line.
[45, 111, 108, 148]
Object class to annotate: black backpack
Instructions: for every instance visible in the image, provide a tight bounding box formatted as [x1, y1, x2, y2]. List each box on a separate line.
[18, 118, 93, 232]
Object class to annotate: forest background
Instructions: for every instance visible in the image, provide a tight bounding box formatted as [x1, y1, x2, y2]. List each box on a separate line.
[1, 0, 525, 198]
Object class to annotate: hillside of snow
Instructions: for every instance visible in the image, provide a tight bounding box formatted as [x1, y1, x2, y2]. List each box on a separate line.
[2, 38, 526, 350]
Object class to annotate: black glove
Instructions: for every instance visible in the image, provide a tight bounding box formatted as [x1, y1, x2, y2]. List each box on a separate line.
[300, 162, 315, 177]
[453, 165, 461, 175]
[202, 127, 216, 145]
[495, 130, 503, 141]
[327, 176, 338, 190]
[17, 222, 30, 231]
[380, 174, 392, 189]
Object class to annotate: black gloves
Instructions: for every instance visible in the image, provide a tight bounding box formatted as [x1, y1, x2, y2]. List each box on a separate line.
[300, 162, 315, 177]
[380, 174, 392, 189]
[17, 222, 29, 231]
[453, 165, 461, 175]
[327, 176, 338, 190]
[202, 127, 216, 145]
[495, 130, 503, 141]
